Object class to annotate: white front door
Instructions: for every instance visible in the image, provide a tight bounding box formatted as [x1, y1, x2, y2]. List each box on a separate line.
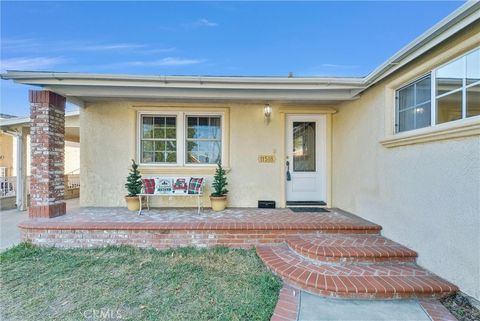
[285, 115, 326, 202]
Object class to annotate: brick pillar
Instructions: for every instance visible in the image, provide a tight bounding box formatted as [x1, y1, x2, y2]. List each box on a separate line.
[29, 90, 66, 218]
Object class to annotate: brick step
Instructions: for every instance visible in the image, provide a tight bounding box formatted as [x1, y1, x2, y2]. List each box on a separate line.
[287, 235, 418, 263]
[256, 244, 458, 299]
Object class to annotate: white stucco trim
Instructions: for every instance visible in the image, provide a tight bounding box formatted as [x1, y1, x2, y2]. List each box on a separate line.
[380, 116, 480, 148]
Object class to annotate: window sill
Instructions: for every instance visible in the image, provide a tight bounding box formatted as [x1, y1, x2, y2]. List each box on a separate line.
[380, 117, 480, 148]
[139, 166, 231, 176]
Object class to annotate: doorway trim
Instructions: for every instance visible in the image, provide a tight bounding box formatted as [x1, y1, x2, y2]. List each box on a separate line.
[278, 107, 335, 208]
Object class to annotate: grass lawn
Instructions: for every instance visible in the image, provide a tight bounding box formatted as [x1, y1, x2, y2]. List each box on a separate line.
[0, 243, 282, 321]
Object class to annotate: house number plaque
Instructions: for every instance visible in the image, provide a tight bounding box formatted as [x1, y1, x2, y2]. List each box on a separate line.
[258, 155, 275, 163]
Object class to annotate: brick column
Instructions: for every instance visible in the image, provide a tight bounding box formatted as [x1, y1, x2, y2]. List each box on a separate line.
[29, 90, 66, 218]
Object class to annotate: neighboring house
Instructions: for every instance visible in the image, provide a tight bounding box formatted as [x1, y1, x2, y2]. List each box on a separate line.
[0, 111, 80, 209]
[1, 2, 479, 301]
[0, 114, 17, 177]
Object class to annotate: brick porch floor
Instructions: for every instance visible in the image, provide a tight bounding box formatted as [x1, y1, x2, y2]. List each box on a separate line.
[19, 207, 380, 248]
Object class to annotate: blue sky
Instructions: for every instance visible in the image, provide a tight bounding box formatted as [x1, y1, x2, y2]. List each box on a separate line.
[1, 1, 464, 116]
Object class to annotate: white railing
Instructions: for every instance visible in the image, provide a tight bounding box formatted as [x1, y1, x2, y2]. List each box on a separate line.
[0, 175, 79, 198]
[66, 174, 80, 189]
[0, 176, 16, 198]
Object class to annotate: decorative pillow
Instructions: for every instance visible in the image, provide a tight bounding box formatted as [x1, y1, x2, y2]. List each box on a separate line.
[155, 178, 173, 194]
[142, 178, 155, 194]
[172, 178, 188, 194]
[188, 177, 204, 194]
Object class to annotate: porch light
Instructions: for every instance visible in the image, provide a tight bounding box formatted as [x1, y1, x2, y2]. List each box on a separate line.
[264, 103, 272, 118]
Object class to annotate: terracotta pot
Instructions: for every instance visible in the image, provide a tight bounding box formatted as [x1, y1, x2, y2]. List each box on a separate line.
[125, 196, 140, 211]
[210, 195, 227, 212]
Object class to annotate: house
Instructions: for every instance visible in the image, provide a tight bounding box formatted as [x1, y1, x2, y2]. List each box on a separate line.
[0, 111, 80, 209]
[1, 2, 479, 302]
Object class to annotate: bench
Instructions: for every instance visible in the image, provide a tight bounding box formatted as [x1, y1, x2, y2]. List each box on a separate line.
[137, 177, 206, 215]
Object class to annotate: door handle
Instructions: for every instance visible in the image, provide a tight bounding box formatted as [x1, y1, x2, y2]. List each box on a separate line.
[286, 161, 291, 181]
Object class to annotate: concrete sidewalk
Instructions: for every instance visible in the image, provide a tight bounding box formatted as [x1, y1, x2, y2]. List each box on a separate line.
[0, 198, 79, 251]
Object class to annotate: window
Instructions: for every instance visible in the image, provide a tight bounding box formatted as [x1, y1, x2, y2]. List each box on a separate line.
[186, 116, 221, 164]
[434, 50, 480, 124]
[139, 113, 223, 166]
[141, 116, 177, 164]
[395, 47, 480, 133]
[396, 76, 431, 132]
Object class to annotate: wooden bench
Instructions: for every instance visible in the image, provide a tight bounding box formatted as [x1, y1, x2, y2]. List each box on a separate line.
[137, 177, 206, 215]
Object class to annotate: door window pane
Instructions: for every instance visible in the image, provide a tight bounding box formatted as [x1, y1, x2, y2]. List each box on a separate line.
[293, 122, 316, 172]
[467, 84, 480, 118]
[436, 57, 464, 96]
[436, 91, 463, 124]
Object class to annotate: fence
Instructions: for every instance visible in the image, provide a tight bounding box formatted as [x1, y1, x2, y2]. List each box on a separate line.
[0, 176, 16, 197]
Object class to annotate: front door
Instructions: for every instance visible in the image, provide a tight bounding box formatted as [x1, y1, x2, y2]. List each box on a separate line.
[285, 115, 326, 202]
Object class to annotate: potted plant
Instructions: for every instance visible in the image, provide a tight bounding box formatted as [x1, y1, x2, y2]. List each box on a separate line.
[125, 159, 142, 211]
[210, 161, 228, 211]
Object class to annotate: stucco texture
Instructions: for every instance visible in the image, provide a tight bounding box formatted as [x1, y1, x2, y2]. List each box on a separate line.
[80, 102, 304, 208]
[332, 24, 480, 300]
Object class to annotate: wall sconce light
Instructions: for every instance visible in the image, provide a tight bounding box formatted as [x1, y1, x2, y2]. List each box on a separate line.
[264, 103, 272, 119]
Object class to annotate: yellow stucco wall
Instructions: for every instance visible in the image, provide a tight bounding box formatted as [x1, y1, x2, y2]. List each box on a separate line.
[80, 102, 334, 208]
[332, 23, 480, 299]
[0, 133, 14, 176]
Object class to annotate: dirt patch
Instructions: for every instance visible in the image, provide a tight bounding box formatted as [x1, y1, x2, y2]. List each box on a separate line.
[441, 293, 480, 321]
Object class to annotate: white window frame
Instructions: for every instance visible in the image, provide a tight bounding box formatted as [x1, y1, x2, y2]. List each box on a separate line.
[137, 111, 225, 167]
[394, 46, 480, 134]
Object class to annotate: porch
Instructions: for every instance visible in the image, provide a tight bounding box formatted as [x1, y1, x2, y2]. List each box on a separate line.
[19, 207, 381, 249]
[18, 206, 458, 301]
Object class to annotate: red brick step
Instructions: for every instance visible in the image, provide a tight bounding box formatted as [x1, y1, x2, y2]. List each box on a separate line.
[256, 244, 458, 299]
[287, 235, 417, 263]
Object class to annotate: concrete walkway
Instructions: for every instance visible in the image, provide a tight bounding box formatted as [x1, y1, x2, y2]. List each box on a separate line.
[0, 198, 79, 251]
[298, 292, 432, 321]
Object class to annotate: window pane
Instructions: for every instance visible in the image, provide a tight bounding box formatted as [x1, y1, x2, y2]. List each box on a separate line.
[187, 116, 221, 139]
[398, 85, 414, 110]
[154, 141, 165, 151]
[166, 152, 176, 163]
[396, 76, 431, 133]
[414, 102, 431, 129]
[154, 117, 165, 126]
[154, 127, 165, 139]
[416, 76, 431, 104]
[437, 90, 463, 124]
[154, 152, 164, 163]
[293, 122, 316, 172]
[436, 57, 464, 96]
[142, 152, 154, 163]
[467, 84, 480, 118]
[398, 109, 415, 132]
[466, 49, 480, 85]
[166, 141, 176, 152]
[142, 141, 154, 152]
[142, 117, 154, 138]
[186, 140, 221, 164]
